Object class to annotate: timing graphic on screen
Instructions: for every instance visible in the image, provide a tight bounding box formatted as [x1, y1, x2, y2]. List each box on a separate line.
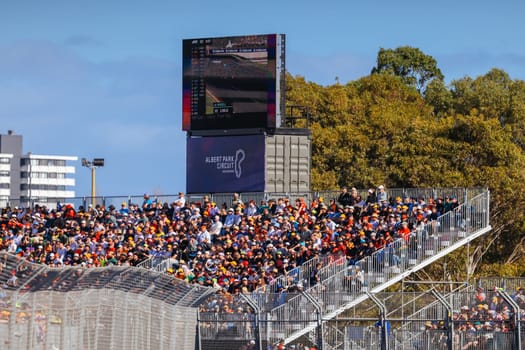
[182, 34, 285, 131]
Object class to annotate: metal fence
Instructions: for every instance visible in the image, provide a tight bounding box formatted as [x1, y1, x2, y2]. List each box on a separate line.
[197, 286, 523, 350]
[0, 252, 216, 350]
[247, 190, 491, 345]
[0, 188, 493, 349]
[4, 187, 487, 211]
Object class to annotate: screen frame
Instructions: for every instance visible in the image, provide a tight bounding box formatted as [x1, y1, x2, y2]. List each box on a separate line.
[182, 34, 285, 132]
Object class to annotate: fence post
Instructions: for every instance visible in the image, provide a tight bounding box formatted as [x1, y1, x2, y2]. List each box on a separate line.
[195, 308, 201, 350]
[367, 292, 389, 350]
[430, 289, 453, 350]
[499, 290, 521, 350]
[241, 293, 262, 350]
[301, 290, 324, 350]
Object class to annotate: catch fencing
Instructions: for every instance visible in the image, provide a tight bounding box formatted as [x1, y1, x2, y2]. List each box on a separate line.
[0, 252, 215, 350]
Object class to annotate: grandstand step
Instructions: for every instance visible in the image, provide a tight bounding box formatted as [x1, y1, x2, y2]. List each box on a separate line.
[342, 295, 353, 302]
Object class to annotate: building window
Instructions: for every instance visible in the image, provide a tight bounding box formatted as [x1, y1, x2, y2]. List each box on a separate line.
[22, 158, 69, 167]
[0, 171, 9, 177]
[0, 158, 10, 164]
[33, 159, 67, 167]
[0, 183, 9, 189]
[21, 172, 69, 179]
[20, 184, 67, 191]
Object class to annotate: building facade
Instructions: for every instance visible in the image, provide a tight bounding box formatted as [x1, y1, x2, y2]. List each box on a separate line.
[0, 130, 77, 208]
[0, 154, 14, 206]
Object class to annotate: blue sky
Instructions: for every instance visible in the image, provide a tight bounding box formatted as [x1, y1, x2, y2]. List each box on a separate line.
[1, 0, 523, 197]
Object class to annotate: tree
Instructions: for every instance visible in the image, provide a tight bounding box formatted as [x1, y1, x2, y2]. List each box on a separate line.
[286, 64, 525, 280]
[424, 78, 453, 116]
[371, 46, 444, 93]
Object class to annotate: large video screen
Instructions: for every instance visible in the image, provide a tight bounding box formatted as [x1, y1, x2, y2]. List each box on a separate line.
[182, 34, 285, 131]
[186, 135, 265, 193]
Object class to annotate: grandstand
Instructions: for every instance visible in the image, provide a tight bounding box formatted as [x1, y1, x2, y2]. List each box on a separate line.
[0, 187, 495, 349]
[195, 187, 493, 349]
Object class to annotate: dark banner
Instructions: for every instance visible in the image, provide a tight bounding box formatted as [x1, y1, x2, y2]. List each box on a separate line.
[186, 135, 265, 193]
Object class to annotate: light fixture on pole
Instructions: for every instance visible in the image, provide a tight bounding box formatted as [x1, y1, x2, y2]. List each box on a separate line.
[81, 158, 104, 207]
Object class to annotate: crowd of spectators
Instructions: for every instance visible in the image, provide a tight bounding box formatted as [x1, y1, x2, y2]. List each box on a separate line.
[0, 187, 506, 350]
[413, 286, 525, 350]
[0, 187, 461, 294]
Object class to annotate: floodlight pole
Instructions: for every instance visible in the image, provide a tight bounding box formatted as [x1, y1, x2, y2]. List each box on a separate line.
[91, 166, 96, 207]
[82, 158, 104, 208]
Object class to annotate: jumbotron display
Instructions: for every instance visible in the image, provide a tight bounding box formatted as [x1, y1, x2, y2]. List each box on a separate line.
[182, 34, 285, 131]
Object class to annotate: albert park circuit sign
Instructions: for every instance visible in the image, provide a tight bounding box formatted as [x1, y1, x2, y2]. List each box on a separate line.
[186, 134, 265, 193]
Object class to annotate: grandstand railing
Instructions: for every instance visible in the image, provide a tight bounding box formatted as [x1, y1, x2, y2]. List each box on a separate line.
[252, 252, 345, 294]
[374, 284, 475, 349]
[5, 187, 486, 210]
[259, 189, 491, 344]
[385, 288, 521, 350]
[477, 277, 525, 292]
[136, 255, 171, 271]
[196, 276, 524, 350]
[198, 288, 520, 350]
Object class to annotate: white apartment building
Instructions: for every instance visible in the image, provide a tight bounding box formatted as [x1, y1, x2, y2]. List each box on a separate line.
[0, 153, 14, 207]
[0, 131, 77, 208]
[20, 154, 77, 207]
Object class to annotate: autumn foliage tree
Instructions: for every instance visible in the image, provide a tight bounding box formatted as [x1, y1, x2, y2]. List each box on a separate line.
[286, 47, 525, 279]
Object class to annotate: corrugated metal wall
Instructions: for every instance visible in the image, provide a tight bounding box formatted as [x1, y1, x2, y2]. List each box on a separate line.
[265, 133, 310, 193]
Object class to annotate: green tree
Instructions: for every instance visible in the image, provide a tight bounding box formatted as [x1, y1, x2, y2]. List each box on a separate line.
[371, 46, 444, 93]
[424, 78, 453, 116]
